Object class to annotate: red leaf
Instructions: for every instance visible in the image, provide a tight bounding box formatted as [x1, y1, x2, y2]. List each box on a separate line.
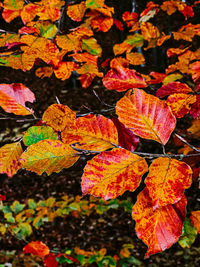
[0, 195, 6, 201]
[132, 187, 187, 258]
[0, 83, 35, 115]
[190, 95, 200, 119]
[112, 117, 139, 152]
[23, 241, 50, 258]
[103, 67, 147, 92]
[156, 82, 193, 98]
[113, 19, 124, 31]
[44, 253, 58, 267]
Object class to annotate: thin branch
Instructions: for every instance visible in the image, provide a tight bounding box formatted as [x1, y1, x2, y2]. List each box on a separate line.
[55, 96, 61, 104]
[93, 90, 114, 108]
[175, 133, 200, 153]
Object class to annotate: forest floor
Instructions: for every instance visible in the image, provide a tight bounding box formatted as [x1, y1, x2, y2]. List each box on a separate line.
[0, 67, 200, 267]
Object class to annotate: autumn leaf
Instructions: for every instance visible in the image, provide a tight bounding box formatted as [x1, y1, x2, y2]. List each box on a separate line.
[35, 66, 54, 79]
[23, 126, 58, 146]
[0, 83, 35, 115]
[132, 187, 187, 258]
[190, 210, 200, 233]
[23, 241, 49, 258]
[44, 253, 58, 267]
[86, 0, 105, 9]
[122, 11, 138, 27]
[67, 2, 86, 22]
[61, 115, 118, 152]
[156, 82, 193, 98]
[42, 104, 76, 132]
[81, 38, 102, 56]
[178, 218, 197, 248]
[2, 0, 24, 22]
[112, 117, 139, 152]
[166, 93, 196, 118]
[81, 148, 148, 200]
[0, 142, 23, 177]
[103, 66, 147, 92]
[20, 140, 80, 175]
[126, 52, 145, 65]
[145, 158, 192, 208]
[116, 89, 176, 144]
[54, 61, 78, 81]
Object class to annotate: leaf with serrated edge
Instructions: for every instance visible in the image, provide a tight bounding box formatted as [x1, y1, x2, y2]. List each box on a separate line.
[82, 148, 148, 200]
[132, 187, 187, 258]
[61, 115, 118, 152]
[20, 140, 80, 175]
[145, 158, 192, 208]
[0, 142, 23, 177]
[116, 89, 176, 144]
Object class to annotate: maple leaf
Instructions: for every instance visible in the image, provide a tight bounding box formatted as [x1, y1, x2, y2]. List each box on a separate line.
[103, 66, 147, 92]
[20, 140, 80, 175]
[23, 126, 58, 146]
[0, 83, 35, 115]
[132, 187, 187, 258]
[116, 89, 176, 145]
[82, 148, 148, 200]
[61, 115, 118, 152]
[42, 104, 76, 132]
[0, 142, 23, 177]
[23, 241, 50, 258]
[145, 158, 192, 208]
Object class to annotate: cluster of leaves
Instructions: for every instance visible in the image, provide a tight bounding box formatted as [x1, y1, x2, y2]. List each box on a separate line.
[0, 194, 132, 239]
[1, 0, 200, 260]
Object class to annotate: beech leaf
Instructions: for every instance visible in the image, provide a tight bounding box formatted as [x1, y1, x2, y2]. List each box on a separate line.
[116, 89, 176, 144]
[20, 140, 80, 175]
[61, 115, 118, 152]
[0, 83, 35, 115]
[23, 126, 58, 146]
[190, 210, 200, 233]
[145, 158, 192, 208]
[132, 187, 187, 258]
[23, 241, 49, 258]
[0, 142, 23, 177]
[82, 148, 148, 200]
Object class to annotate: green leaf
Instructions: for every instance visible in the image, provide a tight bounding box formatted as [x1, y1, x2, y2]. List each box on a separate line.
[86, 0, 104, 9]
[56, 255, 74, 264]
[76, 255, 85, 264]
[39, 23, 58, 38]
[10, 201, 25, 214]
[17, 222, 32, 237]
[23, 126, 58, 146]
[28, 199, 37, 210]
[178, 218, 197, 248]
[5, 213, 15, 223]
[125, 34, 144, 47]
[82, 38, 102, 56]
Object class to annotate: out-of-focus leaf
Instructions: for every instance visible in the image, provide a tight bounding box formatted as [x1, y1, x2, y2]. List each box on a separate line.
[0, 83, 35, 115]
[86, 0, 104, 9]
[67, 2, 86, 22]
[178, 218, 197, 248]
[116, 89, 176, 144]
[112, 117, 139, 152]
[145, 158, 192, 208]
[0, 142, 23, 177]
[82, 38, 102, 56]
[103, 67, 147, 92]
[42, 104, 76, 132]
[23, 241, 50, 258]
[156, 82, 193, 98]
[44, 253, 58, 267]
[122, 11, 138, 27]
[132, 187, 187, 258]
[126, 52, 145, 65]
[10, 200, 25, 213]
[35, 66, 54, 79]
[190, 210, 200, 233]
[61, 115, 118, 152]
[20, 140, 80, 175]
[187, 119, 200, 138]
[82, 148, 148, 200]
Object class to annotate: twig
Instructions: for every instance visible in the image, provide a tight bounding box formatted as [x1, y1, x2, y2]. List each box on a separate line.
[175, 133, 200, 153]
[55, 96, 61, 104]
[93, 90, 114, 108]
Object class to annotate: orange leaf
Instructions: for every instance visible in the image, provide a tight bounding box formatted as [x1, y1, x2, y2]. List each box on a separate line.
[0, 142, 23, 177]
[86, 0, 105, 9]
[103, 67, 147, 92]
[126, 52, 145, 65]
[190, 211, 200, 233]
[42, 104, 76, 132]
[122, 11, 138, 27]
[54, 62, 78, 81]
[61, 115, 118, 152]
[23, 241, 49, 258]
[82, 148, 148, 200]
[91, 16, 113, 32]
[35, 66, 54, 79]
[20, 140, 80, 175]
[132, 187, 187, 258]
[140, 22, 160, 41]
[145, 158, 192, 208]
[0, 83, 35, 115]
[67, 2, 86, 22]
[116, 89, 176, 145]
[166, 93, 196, 118]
